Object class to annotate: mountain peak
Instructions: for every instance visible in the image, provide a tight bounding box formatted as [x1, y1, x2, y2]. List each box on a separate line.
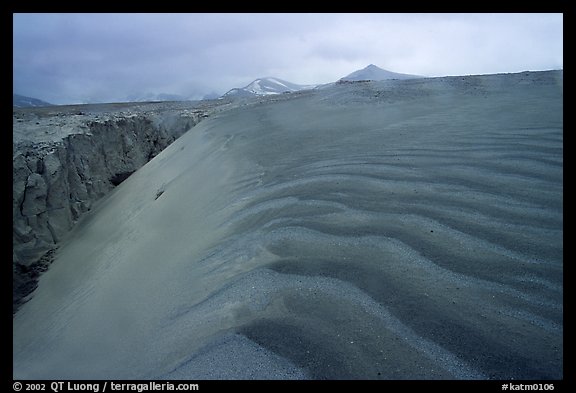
[341, 65, 422, 82]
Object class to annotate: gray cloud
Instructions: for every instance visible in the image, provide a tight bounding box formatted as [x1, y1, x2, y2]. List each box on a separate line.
[13, 13, 563, 105]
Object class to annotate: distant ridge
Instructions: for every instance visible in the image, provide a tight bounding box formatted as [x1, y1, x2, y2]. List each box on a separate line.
[124, 93, 190, 102]
[341, 64, 422, 81]
[13, 94, 53, 108]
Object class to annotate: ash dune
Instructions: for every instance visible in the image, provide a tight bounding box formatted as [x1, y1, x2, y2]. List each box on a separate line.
[13, 71, 563, 380]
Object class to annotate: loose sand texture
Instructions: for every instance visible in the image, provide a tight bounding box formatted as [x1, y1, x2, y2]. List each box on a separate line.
[13, 71, 563, 379]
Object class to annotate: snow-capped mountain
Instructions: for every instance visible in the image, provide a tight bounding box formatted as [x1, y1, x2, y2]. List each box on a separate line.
[13, 94, 53, 108]
[341, 64, 422, 81]
[224, 77, 315, 98]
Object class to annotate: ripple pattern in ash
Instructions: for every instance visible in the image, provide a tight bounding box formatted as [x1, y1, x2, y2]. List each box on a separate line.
[203, 75, 562, 379]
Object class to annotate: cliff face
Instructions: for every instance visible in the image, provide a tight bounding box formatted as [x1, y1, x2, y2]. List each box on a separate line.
[13, 104, 214, 311]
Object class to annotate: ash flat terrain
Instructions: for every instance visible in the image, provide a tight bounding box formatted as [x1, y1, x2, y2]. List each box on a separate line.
[13, 71, 563, 380]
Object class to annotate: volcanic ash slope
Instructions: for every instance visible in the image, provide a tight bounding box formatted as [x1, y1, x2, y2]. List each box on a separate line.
[13, 71, 563, 380]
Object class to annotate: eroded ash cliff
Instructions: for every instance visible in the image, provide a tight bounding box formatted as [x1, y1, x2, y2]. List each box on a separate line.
[13, 101, 225, 312]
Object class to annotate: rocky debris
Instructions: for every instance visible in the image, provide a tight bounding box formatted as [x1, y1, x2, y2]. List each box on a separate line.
[13, 102, 222, 312]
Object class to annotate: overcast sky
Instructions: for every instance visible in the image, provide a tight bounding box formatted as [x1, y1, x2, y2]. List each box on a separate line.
[13, 13, 563, 105]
